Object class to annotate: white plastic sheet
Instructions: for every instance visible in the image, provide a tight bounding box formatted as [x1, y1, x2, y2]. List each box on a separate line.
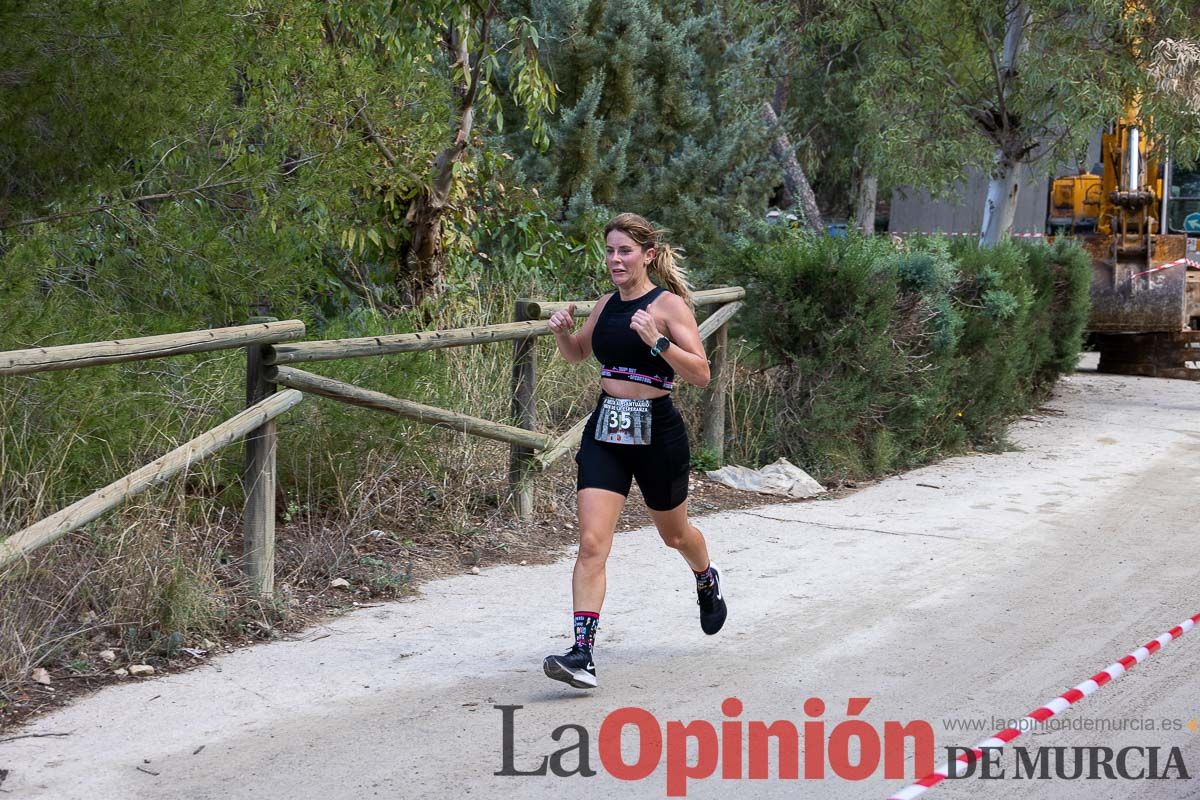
[705, 458, 826, 499]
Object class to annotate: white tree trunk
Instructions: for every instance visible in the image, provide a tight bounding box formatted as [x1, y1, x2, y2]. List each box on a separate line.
[978, 0, 1031, 247]
[854, 172, 878, 235]
[980, 157, 1021, 246]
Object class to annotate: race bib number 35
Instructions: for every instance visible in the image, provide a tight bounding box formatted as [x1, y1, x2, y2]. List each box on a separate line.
[594, 397, 652, 445]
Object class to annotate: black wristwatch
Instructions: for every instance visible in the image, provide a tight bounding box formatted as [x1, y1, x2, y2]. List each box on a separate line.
[650, 335, 671, 357]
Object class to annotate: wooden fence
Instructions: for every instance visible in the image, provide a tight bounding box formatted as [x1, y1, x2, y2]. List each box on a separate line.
[0, 321, 306, 594]
[0, 288, 744, 594]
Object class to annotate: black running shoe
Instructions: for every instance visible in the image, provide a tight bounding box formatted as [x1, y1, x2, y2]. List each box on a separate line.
[697, 564, 727, 635]
[543, 645, 597, 689]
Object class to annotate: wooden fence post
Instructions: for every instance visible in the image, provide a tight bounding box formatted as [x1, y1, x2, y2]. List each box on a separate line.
[243, 315, 279, 596]
[700, 318, 730, 465]
[509, 301, 538, 519]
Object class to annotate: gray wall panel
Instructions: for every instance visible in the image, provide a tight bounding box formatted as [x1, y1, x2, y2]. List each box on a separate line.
[889, 164, 1050, 235]
[888, 136, 1103, 236]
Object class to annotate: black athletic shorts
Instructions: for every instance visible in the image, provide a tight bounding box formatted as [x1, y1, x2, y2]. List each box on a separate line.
[575, 392, 690, 511]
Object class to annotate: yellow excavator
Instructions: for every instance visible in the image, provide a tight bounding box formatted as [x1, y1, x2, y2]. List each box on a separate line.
[1047, 0, 1200, 379]
[1048, 109, 1200, 379]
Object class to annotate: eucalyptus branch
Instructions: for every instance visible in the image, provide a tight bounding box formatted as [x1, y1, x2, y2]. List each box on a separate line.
[461, 3, 494, 115]
[356, 98, 397, 166]
[2, 178, 250, 230]
[869, 0, 965, 96]
[1027, 126, 1076, 165]
[978, 18, 1008, 132]
[2, 152, 328, 231]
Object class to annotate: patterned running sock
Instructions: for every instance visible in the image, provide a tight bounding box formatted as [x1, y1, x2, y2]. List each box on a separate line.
[573, 611, 599, 651]
[693, 564, 715, 592]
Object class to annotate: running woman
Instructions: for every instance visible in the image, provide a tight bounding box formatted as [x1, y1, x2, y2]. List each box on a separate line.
[542, 212, 727, 690]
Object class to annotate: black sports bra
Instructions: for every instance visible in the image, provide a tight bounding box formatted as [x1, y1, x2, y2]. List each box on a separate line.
[591, 287, 675, 391]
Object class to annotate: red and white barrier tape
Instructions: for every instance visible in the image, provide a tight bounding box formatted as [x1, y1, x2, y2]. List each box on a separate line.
[892, 232, 978, 237]
[886, 610, 1200, 800]
[891, 231, 1047, 238]
[1129, 257, 1200, 279]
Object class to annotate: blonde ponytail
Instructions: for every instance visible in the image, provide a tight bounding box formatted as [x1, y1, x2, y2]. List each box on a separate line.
[604, 212, 693, 307]
[648, 242, 692, 308]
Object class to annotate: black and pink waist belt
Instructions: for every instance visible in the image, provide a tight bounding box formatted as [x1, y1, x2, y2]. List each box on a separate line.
[600, 365, 675, 390]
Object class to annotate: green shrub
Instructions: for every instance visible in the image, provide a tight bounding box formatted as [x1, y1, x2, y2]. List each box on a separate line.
[717, 232, 1091, 482]
[690, 446, 722, 473]
[1029, 238, 1093, 379]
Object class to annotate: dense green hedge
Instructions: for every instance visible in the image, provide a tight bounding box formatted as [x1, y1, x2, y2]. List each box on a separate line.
[718, 233, 1091, 481]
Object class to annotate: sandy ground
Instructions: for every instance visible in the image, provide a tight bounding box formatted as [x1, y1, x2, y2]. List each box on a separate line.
[3, 354, 1199, 800]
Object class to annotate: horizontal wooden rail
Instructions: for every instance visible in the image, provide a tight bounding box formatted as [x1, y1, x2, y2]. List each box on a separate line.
[267, 287, 747, 366]
[531, 300, 744, 472]
[697, 300, 743, 339]
[268, 319, 553, 365]
[532, 416, 591, 471]
[0, 321, 307, 377]
[0, 390, 304, 570]
[269, 366, 553, 451]
[3, 287, 745, 570]
[521, 286, 745, 321]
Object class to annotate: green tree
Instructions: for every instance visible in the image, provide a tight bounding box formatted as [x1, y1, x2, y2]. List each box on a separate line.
[1, 1, 558, 316]
[0, 0, 237, 219]
[323, 1, 555, 304]
[829, 0, 1200, 243]
[508, 0, 780, 255]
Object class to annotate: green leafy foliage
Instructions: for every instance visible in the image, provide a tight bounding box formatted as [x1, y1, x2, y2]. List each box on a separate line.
[0, 0, 238, 213]
[506, 0, 779, 252]
[717, 232, 1092, 481]
[0, 0, 579, 510]
[829, 0, 1200, 194]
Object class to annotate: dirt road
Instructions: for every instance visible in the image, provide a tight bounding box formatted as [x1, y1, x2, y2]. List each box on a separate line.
[4, 357, 1199, 799]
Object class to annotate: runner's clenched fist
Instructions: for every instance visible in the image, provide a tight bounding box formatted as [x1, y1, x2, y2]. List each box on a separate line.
[630, 308, 661, 346]
[548, 303, 577, 336]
